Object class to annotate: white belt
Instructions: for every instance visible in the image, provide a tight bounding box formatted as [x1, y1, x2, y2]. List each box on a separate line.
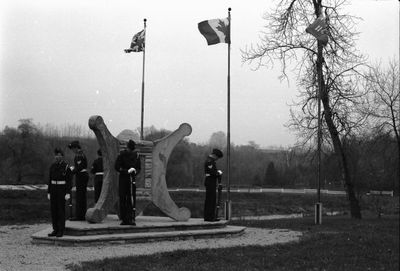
[95, 172, 104, 175]
[205, 174, 211, 177]
[80, 169, 87, 172]
[51, 180, 66, 185]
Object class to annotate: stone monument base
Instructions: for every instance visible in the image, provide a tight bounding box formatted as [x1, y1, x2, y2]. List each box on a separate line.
[31, 215, 245, 246]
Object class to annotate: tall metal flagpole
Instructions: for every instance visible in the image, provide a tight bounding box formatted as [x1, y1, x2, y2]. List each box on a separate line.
[315, 8, 323, 225]
[140, 18, 147, 140]
[225, 7, 232, 220]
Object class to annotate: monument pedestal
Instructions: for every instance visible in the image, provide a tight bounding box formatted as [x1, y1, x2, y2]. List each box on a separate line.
[31, 215, 245, 246]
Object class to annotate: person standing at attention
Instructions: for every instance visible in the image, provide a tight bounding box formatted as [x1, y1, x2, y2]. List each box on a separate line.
[115, 140, 141, 225]
[68, 140, 88, 221]
[47, 148, 72, 237]
[203, 148, 223, 222]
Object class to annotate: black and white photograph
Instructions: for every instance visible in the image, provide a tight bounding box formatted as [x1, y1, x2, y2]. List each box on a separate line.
[0, 0, 399, 270]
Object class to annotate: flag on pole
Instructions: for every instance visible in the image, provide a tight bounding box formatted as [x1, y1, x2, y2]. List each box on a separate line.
[306, 16, 328, 45]
[124, 30, 145, 53]
[198, 18, 230, 45]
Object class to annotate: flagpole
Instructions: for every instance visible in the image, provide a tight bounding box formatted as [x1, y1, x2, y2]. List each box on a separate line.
[225, 7, 232, 221]
[140, 18, 147, 140]
[315, 8, 323, 225]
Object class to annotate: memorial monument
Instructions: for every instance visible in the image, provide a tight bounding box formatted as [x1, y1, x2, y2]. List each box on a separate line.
[32, 115, 245, 245]
[85, 115, 191, 223]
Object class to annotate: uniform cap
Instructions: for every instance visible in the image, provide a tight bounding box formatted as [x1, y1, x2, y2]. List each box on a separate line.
[68, 140, 81, 149]
[127, 140, 136, 150]
[212, 148, 223, 158]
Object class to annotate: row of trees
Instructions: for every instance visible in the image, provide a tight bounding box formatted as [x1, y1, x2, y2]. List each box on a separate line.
[0, 119, 98, 184]
[0, 119, 397, 196]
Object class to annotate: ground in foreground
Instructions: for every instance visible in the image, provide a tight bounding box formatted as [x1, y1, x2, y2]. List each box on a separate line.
[67, 215, 399, 271]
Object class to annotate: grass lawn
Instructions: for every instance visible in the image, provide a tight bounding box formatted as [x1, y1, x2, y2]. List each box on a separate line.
[1, 189, 398, 224]
[67, 215, 399, 271]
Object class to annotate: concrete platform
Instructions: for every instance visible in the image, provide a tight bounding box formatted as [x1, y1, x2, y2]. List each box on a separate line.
[31, 215, 246, 246]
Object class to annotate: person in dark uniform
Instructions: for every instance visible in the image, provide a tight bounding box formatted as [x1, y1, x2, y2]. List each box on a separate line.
[91, 149, 103, 203]
[47, 148, 72, 237]
[68, 140, 89, 221]
[115, 140, 141, 225]
[203, 148, 223, 222]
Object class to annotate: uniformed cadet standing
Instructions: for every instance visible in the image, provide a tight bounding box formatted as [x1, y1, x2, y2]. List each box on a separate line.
[47, 148, 72, 237]
[203, 148, 223, 222]
[115, 140, 141, 225]
[91, 149, 103, 203]
[68, 140, 89, 221]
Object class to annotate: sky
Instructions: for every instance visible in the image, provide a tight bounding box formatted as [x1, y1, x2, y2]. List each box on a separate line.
[0, 0, 399, 148]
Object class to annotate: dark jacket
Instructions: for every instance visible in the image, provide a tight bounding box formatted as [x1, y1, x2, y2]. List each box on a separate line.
[204, 156, 219, 178]
[91, 157, 103, 174]
[48, 161, 72, 194]
[73, 149, 88, 174]
[115, 150, 141, 176]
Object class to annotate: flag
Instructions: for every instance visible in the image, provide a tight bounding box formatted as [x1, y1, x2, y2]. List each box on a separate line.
[198, 18, 230, 45]
[124, 30, 145, 53]
[306, 16, 328, 45]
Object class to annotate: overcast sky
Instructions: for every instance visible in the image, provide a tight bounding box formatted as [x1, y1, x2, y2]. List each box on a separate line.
[0, 0, 398, 147]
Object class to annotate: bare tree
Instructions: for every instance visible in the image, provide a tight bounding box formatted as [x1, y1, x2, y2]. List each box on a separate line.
[362, 59, 400, 192]
[242, 0, 368, 218]
[209, 131, 227, 149]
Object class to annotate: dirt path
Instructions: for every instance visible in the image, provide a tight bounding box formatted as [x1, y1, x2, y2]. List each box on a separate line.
[0, 223, 302, 271]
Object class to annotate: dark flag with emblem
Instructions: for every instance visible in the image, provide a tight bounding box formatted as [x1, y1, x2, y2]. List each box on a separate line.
[198, 18, 230, 45]
[124, 29, 145, 53]
[306, 16, 328, 46]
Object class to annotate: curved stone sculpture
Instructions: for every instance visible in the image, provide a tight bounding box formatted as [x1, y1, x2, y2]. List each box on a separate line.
[86, 116, 120, 223]
[152, 123, 192, 221]
[85, 115, 192, 223]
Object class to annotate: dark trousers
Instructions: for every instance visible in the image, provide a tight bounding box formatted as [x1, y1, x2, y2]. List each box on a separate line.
[75, 172, 88, 220]
[94, 176, 103, 203]
[50, 186, 66, 233]
[119, 175, 133, 223]
[204, 177, 217, 221]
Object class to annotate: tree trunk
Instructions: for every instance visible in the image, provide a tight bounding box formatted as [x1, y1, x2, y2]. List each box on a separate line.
[319, 72, 362, 219]
[316, 36, 362, 218]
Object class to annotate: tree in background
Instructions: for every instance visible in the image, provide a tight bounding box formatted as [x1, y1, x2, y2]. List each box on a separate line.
[167, 140, 194, 187]
[0, 119, 48, 183]
[344, 133, 397, 193]
[362, 59, 399, 192]
[208, 131, 227, 149]
[143, 126, 171, 141]
[40, 123, 93, 138]
[2, 120, 396, 193]
[264, 161, 279, 187]
[242, 0, 366, 218]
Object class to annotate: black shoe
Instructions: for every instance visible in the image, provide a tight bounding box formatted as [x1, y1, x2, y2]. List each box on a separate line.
[48, 231, 57, 237]
[70, 217, 79, 221]
[120, 221, 128, 225]
[56, 232, 63, 237]
[127, 221, 136, 226]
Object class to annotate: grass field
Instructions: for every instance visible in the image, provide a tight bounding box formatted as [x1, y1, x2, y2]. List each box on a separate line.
[1, 190, 399, 270]
[66, 215, 399, 271]
[0, 189, 398, 224]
